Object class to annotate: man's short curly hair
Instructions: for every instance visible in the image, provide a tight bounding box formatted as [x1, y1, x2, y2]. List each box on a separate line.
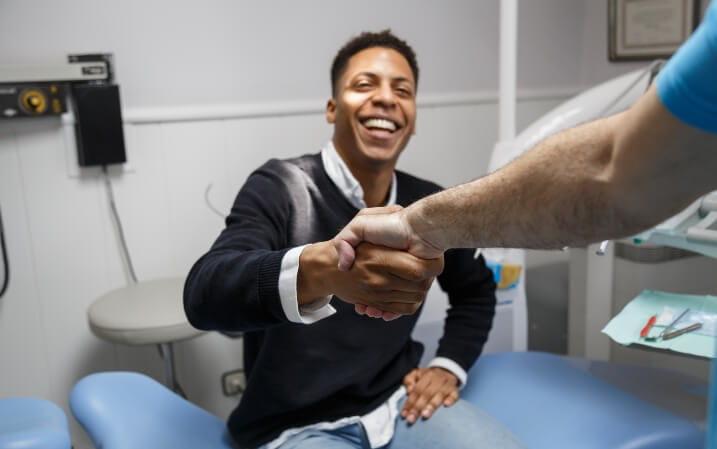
[330, 30, 419, 97]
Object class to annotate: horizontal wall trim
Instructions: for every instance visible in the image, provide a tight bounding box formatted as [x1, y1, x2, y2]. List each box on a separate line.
[60, 87, 583, 126]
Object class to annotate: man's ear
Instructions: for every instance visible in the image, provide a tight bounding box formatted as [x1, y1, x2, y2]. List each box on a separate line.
[326, 98, 336, 124]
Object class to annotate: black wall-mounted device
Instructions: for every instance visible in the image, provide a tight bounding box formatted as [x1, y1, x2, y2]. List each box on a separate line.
[71, 83, 127, 167]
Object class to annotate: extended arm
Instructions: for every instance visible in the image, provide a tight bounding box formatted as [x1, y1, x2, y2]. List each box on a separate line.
[335, 85, 717, 267]
[407, 86, 717, 251]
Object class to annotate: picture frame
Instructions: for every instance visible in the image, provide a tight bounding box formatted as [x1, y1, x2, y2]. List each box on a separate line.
[608, 0, 701, 61]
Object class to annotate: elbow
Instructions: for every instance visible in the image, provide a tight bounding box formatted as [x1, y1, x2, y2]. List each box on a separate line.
[600, 164, 674, 238]
[183, 299, 209, 331]
[578, 131, 658, 239]
[182, 269, 219, 331]
[183, 285, 212, 331]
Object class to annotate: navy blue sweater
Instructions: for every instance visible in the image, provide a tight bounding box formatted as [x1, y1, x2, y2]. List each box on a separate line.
[184, 154, 496, 448]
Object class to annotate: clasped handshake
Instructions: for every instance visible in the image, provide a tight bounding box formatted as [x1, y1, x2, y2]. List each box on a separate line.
[311, 205, 446, 321]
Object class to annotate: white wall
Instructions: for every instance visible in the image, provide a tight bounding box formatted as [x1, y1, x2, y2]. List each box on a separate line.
[1, 0, 500, 107]
[0, 0, 596, 107]
[0, 0, 667, 447]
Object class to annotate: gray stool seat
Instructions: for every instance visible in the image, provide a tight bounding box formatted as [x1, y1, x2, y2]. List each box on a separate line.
[88, 277, 204, 393]
[89, 277, 203, 345]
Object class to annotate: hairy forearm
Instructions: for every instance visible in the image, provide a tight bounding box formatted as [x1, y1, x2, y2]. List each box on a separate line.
[407, 115, 624, 249]
[406, 87, 717, 250]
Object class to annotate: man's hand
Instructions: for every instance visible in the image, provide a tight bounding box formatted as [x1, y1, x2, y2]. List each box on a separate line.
[332, 206, 445, 320]
[401, 367, 459, 424]
[333, 206, 444, 272]
[298, 241, 444, 318]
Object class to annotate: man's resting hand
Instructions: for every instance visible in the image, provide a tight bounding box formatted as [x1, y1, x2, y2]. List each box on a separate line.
[401, 367, 460, 424]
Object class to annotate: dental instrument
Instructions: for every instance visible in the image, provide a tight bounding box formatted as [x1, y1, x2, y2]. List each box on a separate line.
[662, 322, 703, 341]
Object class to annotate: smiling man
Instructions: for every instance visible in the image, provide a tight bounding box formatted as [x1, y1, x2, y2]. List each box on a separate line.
[184, 30, 524, 449]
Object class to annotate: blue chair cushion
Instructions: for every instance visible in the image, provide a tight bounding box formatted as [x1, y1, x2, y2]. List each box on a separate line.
[70, 371, 236, 449]
[0, 397, 71, 449]
[71, 355, 706, 449]
[463, 351, 705, 449]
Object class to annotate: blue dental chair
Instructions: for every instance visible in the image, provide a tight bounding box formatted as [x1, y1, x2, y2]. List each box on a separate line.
[70, 371, 236, 449]
[0, 397, 72, 449]
[70, 352, 706, 449]
[463, 351, 706, 449]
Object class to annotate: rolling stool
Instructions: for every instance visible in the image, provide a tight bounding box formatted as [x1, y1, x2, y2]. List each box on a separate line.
[70, 371, 235, 449]
[463, 351, 706, 449]
[0, 397, 72, 449]
[88, 277, 205, 394]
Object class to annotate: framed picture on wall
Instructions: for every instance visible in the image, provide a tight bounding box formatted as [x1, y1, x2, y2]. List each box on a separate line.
[608, 0, 701, 61]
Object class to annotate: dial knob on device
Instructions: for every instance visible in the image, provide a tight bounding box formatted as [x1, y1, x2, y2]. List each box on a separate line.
[19, 89, 48, 115]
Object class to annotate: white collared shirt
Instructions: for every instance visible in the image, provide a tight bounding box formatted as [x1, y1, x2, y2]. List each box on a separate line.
[270, 141, 466, 449]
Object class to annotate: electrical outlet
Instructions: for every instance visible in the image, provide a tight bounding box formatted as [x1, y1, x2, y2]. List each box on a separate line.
[222, 369, 246, 396]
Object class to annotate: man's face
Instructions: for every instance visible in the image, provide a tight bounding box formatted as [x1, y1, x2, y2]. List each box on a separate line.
[327, 47, 417, 170]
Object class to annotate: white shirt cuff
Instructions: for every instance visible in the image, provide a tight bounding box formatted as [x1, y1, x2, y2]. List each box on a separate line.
[279, 245, 336, 324]
[428, 357, 468, 388]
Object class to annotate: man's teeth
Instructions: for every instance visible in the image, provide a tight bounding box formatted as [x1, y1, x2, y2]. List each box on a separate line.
[363, 118, 397, 132]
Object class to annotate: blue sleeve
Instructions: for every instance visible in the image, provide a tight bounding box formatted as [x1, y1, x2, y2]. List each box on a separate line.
[656, 1, 717, 134]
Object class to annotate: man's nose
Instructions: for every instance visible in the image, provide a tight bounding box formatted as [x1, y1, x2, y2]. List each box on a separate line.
[372, 83, 396, 107]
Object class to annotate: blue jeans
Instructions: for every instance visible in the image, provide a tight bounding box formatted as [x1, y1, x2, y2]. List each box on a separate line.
[266, 399, 525, 449]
